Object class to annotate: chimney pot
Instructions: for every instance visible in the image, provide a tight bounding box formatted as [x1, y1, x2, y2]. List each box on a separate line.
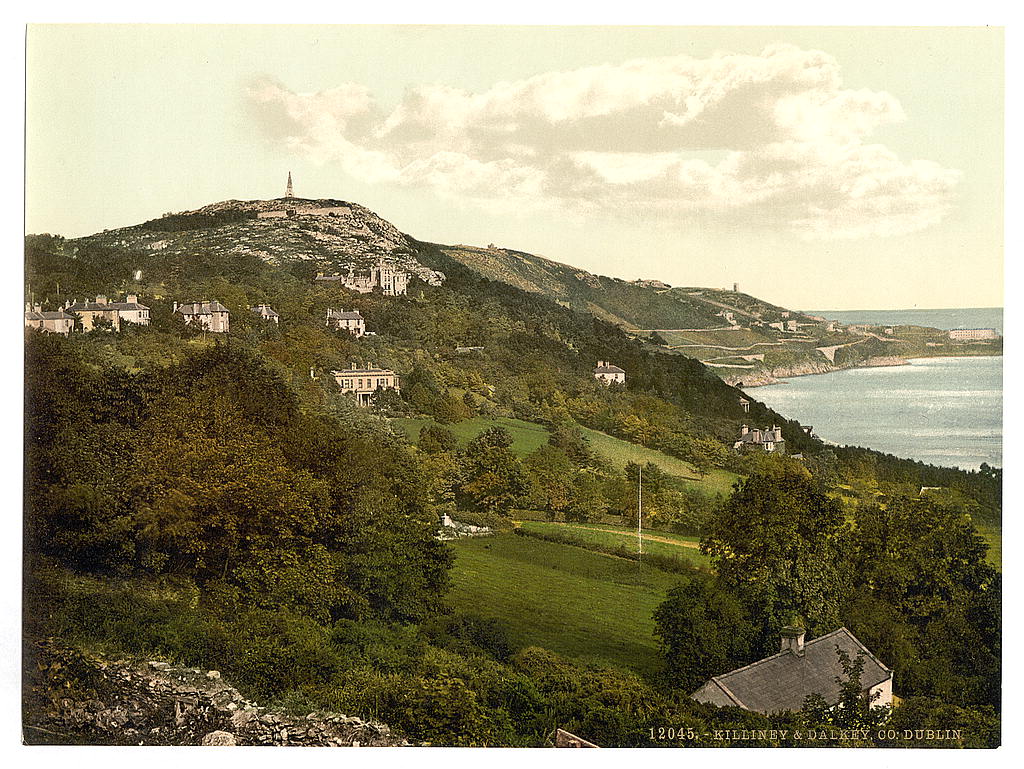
[781, 626, 806, 656]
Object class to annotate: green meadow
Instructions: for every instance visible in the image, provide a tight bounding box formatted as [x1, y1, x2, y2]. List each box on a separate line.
[446, 533, 687, 677]
[517, 520, 711, 570]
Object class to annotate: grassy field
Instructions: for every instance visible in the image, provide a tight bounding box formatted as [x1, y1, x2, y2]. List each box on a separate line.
[392, 416, 551, 457]
[579, 427, 740, 496]
[518, 521, 711, 570]
[974, 520, 1002, 570]
[447, 533, 685, 677]
[393, 415, 740, 498]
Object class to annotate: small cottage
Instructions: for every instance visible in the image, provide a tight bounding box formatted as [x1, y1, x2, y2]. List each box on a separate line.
[593, 361, 626, 385]
[691, 627, 893, 714]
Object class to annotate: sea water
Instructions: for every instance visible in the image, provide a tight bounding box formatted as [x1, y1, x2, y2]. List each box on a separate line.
[752, 356, 1002, 471]
[806, 307, 1003, 334]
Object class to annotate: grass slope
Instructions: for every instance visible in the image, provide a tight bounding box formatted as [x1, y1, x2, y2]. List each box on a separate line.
[391, 416, 551, 457]
[394, 416, 740, 498]
[579, 427, 740, 496]
[447, 534, 683, 677]
[518, 521, 711, 569]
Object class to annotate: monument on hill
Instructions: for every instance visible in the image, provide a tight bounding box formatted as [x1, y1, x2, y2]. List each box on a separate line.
[285, 171, 294, 198]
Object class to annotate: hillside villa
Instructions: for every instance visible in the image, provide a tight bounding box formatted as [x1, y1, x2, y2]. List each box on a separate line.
[24, 304, 75, 335]
[691, 627, 893, 715]
[174, 300, 230, 333]
[326, 308, 365, 336]
[250, 304, 280, 323]
[734, 425, 785, 453]
[593, 361, 626, 385]
[65, 294, 151, 331]
[332, 363, 400, 406]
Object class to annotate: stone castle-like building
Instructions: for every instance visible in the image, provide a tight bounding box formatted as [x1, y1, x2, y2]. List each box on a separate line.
[315, 258, 409, 296]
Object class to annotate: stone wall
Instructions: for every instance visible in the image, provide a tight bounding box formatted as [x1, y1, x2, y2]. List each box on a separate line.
[23, 639, 406, 747]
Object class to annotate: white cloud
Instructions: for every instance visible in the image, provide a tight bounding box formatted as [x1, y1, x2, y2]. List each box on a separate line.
[245, 44, 959, 240]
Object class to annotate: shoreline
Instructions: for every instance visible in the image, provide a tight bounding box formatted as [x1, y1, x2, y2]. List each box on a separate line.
[730, 352, 1002, 389]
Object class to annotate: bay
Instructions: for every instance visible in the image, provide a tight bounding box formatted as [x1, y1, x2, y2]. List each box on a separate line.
[752, 356, 1002, 471]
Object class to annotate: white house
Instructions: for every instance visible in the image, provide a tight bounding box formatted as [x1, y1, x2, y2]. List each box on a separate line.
[593, 361, 626, 385]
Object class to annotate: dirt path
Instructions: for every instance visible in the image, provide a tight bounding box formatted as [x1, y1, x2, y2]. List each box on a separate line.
[531, 522, 701, 550]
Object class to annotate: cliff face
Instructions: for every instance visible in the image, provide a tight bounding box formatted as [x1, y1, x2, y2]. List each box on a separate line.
[23, 639, 404, 747]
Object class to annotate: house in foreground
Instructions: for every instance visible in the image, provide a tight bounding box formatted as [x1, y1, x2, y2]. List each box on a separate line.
[174, 300, 230, 333]
[331, 364, 400, 406]
[593, 361, 626, 385]
[691, 626, 893, 714]
[24, 304, 75, 335]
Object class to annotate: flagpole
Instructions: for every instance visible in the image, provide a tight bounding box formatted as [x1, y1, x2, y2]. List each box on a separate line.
[638, 464, 643, 565]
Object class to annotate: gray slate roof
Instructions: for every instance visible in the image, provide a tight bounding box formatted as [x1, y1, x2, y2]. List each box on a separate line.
[692, 627, 890, 714]
[67, 300, 149, 312]
[738, 427, 784, 444]
[250, 305, 280, 317]
[594, 364, 625, 374]
[176, 301, 229, 315]
[327, 309, 364, 320]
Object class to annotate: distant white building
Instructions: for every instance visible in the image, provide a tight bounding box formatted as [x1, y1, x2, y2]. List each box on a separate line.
[326, 308, 365, 336]
[948, 328, 999, 341]
[593, 361, 626, 385]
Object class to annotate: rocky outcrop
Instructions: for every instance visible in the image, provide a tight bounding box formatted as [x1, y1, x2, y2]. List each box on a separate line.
[23, 639, 406, 747]
[725, 355, 908, 387]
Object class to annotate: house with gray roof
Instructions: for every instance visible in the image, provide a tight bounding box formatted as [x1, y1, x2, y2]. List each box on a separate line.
[691, 626, 893, 714]
[733, 424, 785, 453]
[250, 304, 280, 323]
[326, 308, 365, 337]
[24, 304, 75, 336]
[174, 300, 230, 333]
[593, 360, 626, 385]
[65, 294, 150, 331]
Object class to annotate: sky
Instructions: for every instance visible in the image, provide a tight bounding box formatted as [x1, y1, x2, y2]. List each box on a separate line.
[25, 25, 1003, 311]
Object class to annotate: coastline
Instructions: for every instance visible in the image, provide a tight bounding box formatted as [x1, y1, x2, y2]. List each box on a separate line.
[728, 352, 1001, 388]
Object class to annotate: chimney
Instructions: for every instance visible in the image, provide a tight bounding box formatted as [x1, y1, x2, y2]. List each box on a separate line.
[33, 303, 42, 313]
[173, 301, 178, 313]
[126, 294, 138, 304]
[95, 295, 107, 305]
[781, 626, 806, 656]
[740, 424, 749, 436]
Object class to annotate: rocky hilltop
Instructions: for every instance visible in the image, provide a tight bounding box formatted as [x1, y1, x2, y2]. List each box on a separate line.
[81, 197, 445, 286]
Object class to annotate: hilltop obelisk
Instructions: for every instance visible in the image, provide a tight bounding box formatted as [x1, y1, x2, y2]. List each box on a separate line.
[285, 171, 294, 198]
